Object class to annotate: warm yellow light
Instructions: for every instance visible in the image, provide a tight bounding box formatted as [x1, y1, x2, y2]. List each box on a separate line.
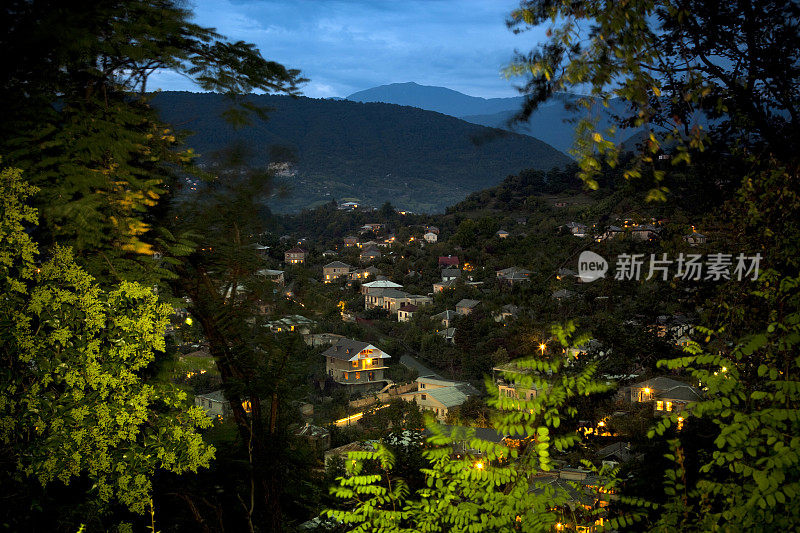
[474, 460, 484, 470]
[185, 316, 193, 326]
[644, 387, 651, 394]
[539, 343, 547, 353]
[597, 420, 605, 427]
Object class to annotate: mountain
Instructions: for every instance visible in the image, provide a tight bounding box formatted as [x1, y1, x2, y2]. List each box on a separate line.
[346, 82, 640, 154]
[151, 92, 572, 213]
[346, 81, 526, 117]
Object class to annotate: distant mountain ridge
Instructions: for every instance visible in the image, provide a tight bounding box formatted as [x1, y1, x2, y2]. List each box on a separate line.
[346, 82, 636, 154]
[347, 81, 528, 117]
[151, 91, 572, 213]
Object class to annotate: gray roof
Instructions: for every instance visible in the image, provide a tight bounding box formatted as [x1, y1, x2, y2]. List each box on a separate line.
[427, 383, 480, 408]
[552, 289, 576, 299]
[380, 288, 411, 299]
[428, 425, 505, 443]
[196, 390, 226, 403]
[324, 260, 351, 269]
[432, 310, 457, 321]
[322, 338, 372, 361]
[442, 268, 461, 278]
[456, 299, 480, 309]
[362, 280, 403, 289]
[498, 266, 532, 277]
[631, 376, 702, 401]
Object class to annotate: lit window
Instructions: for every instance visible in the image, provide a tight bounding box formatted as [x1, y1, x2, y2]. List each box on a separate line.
[656, 401, 664, 411]
[666, 401, 673, 411]
[356, 372, 360, 379]
[352, 360, 358, 368]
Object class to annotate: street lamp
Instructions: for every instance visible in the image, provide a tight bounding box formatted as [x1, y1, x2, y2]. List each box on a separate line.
[539, 343, 547, 355]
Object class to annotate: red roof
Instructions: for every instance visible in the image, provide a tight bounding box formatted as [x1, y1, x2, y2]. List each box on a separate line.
[438, 256, 459, 266]
[286, 247, 307, 254]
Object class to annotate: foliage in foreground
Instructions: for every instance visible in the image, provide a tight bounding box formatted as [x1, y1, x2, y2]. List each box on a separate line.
[0, 166, 215, 514]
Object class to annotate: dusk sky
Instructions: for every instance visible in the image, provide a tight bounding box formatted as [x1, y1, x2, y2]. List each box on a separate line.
[151, 0, 548, 99]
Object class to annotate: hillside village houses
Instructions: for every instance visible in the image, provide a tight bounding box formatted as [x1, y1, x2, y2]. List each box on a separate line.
[323, 338, 391, 392]
[683, 231, 708, 245]
[432, 278, 458, 293]
[349, 265, 381, 281]
[424, 231, 438, 243]
[401, 376, 480, 421]
[455, 298, 480, 316]
[397, 303, 417, 322]
[497, 266, 532, 285]
[360, 246, 382, 262]
[627, 376, 703, 415]
[563, 221, 588, 237]
[441, 268, 460, 282]
[496, 229, 510, 238]
[432, 310, 457, 328]
[323, 260, 351, 283]
[285, 246, 308, 265]
[343, 235, 358, 247]
[256, 268, 285, 285]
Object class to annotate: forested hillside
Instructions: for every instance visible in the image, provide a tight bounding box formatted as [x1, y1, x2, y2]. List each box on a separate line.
[152, 92, 571, 213]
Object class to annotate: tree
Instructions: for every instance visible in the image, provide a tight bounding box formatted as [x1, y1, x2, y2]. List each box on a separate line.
[507, 0, 800, 529]
[0, 0, 304, 288]
[0, 166, 214, 528]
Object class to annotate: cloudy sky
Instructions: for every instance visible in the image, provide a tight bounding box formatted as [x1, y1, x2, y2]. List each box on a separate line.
[151, 0, 549, 99]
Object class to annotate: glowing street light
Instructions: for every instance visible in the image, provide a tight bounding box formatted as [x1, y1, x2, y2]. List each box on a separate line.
[539, 343, 547, 355]
[474, 460, 485, 470]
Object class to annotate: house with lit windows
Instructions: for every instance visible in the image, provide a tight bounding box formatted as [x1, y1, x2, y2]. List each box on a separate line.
[322, 261, 352, 283]
[322, 339, 391, 392]
[629, 376, 703, 414]
[284, 247, 308, 265]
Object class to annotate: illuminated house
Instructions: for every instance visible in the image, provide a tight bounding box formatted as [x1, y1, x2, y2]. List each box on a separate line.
[424, 232, 438, 243]
[267, 315, 316, 334]
[492, 362, 540, 403]
[323, 339, 391, 390]
[284, 247, 308, 265]
[629, 376, 702, 414]
[401, 377, 480, 421]
[343, 235, 358, 247]
[323, 261, 352, 283]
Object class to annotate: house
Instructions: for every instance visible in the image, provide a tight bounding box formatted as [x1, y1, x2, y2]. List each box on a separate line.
[552, 289, 576, 300]
[438, 255, 459, 268]
[303, 332, 346, 347]
[397, 304, 418, 322]
[432, 310, 457, 328]
[455, 299, 480, 315]
[432, 279, 458, 293]
[597, 441, 639, 468]
[563, 221, 588, 237]
[441, 268, 461, 282]
[358, 240, 378, 249]
[256, 268, 285, 285]
[324, 441, 369, 468]
[401, 377, 480, 420]
[683, 232, 708, 245]
[437, 327, 456, 343]
[361, 279, 403, 295]
[323, 260, 352, 283]
[496, 229, 510, 238]
[195, 390, 231, 420]
[349, 266, 382, 281]
[424, 232, 438, 243]
[285, 247, 308, 265]
[267, 315, 317, 334]
[628, 376, 703, 414]
[295, 423, 331, 452]
[632, 224, 660, 241]
[384, 293, 431, 313]
[322, 249, 338, 257]
[493, 304, 520, 322]
[378, 235, 396, 247]
[425, 225, 440, 235]
[493, 362, 539, 403]
[343, 235, 358, 247]
[338, 201, 360, 211]
[515, 216, 528, 225]
[323, 338, 391, 390]
[360, 223, 385, 234]
[496, 266, 532, 284]
[360, 247, 382, 262]
[596, 225, 623, 242]
[253, 243, 270, 258]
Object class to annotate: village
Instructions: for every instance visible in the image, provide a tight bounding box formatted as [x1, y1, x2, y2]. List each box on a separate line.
[174, 197, 710, 529]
